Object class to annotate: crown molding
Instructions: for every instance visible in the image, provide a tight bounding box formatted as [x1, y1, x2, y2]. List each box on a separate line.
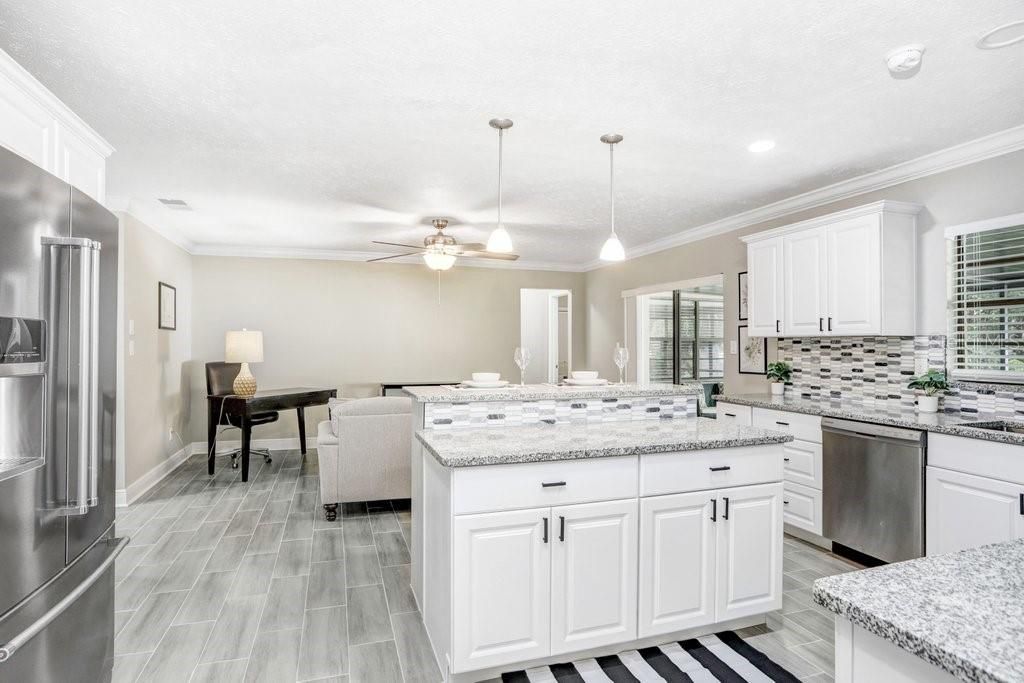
[0, 48, 114, 157]
[739, 200, 922, 244]
[583, 123, 1024, 271]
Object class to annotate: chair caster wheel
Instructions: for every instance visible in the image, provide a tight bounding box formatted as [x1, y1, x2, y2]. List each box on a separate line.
[323, 504, 338, 522]
[231, 460, 239, 470]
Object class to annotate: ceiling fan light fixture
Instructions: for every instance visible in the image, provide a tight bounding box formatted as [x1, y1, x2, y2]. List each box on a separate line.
[423, 250, 456, 271]
[487, 118, 515, 253]
[599, 133, 626, 263]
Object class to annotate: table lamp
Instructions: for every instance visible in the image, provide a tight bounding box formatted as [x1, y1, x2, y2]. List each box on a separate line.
[225, 329, 263, 397]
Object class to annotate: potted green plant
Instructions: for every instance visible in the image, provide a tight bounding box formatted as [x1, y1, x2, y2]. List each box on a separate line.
[766, 361, 791, 396]
[907, 370, 949, 413]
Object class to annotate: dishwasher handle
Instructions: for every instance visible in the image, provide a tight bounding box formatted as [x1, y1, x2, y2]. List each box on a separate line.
[821, 417, 925, 446]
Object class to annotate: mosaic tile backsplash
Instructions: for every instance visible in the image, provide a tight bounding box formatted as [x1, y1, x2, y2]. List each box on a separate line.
[423, 395, 698, 430]
[777, 335, 1024, 416]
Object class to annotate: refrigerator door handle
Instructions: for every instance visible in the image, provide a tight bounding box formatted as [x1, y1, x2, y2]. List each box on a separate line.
[86, 244, 100, 508]
[0, 537, 126, 663]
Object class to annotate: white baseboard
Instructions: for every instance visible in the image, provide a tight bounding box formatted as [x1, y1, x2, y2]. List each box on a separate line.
[115, 444, 192, 508]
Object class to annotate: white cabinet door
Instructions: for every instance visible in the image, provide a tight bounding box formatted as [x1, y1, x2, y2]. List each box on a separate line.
[638, 492, 716, 637]
[783, 482, 823, 536]
[452, 508, 551, 672]
[716, 483, 783, 621]
[926, 467, 1024, 556]
[826, 215, 881, 334]
[783, 439, 822, 489]
[551, 499, 638, 656]
[0, 75, 53, 172]
[747, 238, 785, 337]
[783, 228, 828, 336]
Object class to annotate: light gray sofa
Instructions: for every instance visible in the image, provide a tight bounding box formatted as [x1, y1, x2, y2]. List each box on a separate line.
[317, 396, 412, 520]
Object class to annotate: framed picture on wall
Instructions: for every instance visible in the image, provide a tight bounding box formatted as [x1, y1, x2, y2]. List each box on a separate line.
[738, 324, 766, 375]
[737, 271, 749, 321]
[158, 282, 176, 330]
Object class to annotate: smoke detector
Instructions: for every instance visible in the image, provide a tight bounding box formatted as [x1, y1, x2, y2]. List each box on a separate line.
[885, 44, 925, 78]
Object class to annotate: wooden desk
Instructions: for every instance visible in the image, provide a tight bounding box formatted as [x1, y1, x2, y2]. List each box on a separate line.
[380, 381, 460, 397]
[207, 387, 337, 481]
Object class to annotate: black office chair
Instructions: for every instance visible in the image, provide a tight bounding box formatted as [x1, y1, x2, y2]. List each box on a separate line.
[206, 361, 279, 469]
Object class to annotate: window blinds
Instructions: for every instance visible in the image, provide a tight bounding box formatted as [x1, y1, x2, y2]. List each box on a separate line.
[951, 223, 1024, 379]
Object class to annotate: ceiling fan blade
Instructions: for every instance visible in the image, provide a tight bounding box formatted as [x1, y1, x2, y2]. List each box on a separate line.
[459, 251, 521, 261]
[372, 240, 426, 250]
[454, 243, 487, 252]
[366, 252, 421, 263]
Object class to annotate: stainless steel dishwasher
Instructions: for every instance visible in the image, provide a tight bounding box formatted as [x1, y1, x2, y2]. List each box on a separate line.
[821, 417, 926, 563]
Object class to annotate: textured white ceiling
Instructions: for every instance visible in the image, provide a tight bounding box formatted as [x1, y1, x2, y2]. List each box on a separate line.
[1, 1, 1023, 266]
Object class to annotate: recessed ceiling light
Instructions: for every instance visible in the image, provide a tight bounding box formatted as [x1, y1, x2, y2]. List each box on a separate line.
[748, 140, 775, 153]
[977, 20, 1024, 49]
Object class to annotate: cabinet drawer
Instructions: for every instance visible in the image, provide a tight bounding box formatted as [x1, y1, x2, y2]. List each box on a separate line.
[783, 439, 822, 489]
[783, 482, 822, 535]
[452, 456, 637, 515]
[640, 445, 784, 497]
[715, 403, 751, 426]
[929, 433, 1024, 487]
[753, 408, 822, 444]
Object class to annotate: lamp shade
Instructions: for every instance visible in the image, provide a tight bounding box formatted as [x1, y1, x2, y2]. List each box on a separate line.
[225, 329, 264, 363]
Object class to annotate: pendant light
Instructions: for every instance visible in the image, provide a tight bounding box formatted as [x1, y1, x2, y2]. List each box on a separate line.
[599, 133, 625, 262]
[486, 118, 514, 253]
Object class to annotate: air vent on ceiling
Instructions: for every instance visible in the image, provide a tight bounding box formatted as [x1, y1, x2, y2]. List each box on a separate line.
[158, 198, 192, 210]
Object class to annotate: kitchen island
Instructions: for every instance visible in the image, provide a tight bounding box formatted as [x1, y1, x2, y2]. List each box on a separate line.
[814, 539, 1024, 683]
[409, 412, 792, 681]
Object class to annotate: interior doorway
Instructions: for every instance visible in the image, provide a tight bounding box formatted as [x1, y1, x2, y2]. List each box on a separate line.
[520, 288, 573, 383]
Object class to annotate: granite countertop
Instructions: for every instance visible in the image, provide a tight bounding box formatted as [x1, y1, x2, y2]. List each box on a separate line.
[415, 416, 792, 467]
[715, 393, 1024, 446]
[813, 540, 1024, 683]
[404, 382, 704, 403]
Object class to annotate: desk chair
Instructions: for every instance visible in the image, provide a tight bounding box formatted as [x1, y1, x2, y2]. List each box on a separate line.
[206, 361, 279, 469]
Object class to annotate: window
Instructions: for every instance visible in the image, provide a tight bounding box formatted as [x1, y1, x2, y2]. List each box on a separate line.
[949, 217, 1024, 381]
[639, 286, 724, 383]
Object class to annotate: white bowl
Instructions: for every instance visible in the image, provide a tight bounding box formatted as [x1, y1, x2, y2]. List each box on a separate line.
[472, 372, 500, 382]
[571, 371, 599, 380]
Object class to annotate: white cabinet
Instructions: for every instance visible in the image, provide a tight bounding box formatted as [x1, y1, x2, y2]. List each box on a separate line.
[551, 499, 637, 655]
[639, 491, 716, 636]
[715, 402, 751, 426]
[638, 483, 783, 637]
[742, 201, 920, 338]
[716, 483, 784, 621]
[783, 228, 828, 336]
[826, 215, 881, 334]
[926, 467, 1024, 556]
[452, 508, 551, 671]
[782, 481, 823, 535]
[0, 49, 111, 203]
[747, 237, 784, 337]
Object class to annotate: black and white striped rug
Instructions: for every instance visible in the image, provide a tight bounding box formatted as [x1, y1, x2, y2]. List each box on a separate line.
[499, 631, 800, 682]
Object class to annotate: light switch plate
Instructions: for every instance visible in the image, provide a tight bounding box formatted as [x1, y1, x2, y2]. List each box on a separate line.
[128, 319, 135, 335]
[729, 340, 738, 354]
[128, 339, 135, 357]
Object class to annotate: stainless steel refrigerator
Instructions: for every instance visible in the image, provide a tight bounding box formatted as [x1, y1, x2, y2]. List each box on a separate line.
[0, 145, 124, 681]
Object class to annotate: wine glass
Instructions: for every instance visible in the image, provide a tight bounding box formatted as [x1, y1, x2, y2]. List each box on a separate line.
[514, 347, 532, 386]
[613, 343, 630, 384]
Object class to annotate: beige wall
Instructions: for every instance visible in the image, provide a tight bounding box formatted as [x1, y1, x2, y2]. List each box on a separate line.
[188, 257, 586, 441]
[586, 149, 1024, 391]
[120, 213, 193, 490]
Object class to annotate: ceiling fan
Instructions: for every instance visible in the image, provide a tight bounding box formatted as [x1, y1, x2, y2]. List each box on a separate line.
[367, 219, 520, 270]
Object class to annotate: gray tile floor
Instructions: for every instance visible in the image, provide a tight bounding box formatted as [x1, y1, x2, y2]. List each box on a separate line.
[114, 449, 860, 682]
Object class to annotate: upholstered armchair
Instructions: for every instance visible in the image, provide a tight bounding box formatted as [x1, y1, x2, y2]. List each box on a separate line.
[317, 396, 412, 520]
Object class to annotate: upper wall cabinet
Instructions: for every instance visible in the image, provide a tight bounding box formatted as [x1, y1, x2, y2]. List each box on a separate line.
[742, 201, 921, 338]
[0, 49, 112, 204]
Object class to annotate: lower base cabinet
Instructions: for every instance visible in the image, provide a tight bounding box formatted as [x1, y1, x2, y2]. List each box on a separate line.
[640, 482, 783, 637]
[926, 466, 1024, 556]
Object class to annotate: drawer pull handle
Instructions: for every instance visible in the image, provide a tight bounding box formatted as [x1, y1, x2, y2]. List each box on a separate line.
[541, 481, 566, 488]
[819, 317, 824, 332]
[775, 421, 790, 426]
[1020, 493, 1023, 516]
[723, 496, 730, 520]
[724, 413, 736, 417]
[783, 457, 791, 462]
[710, 498, 717, 522]
[783, 500, 790, 505]
[709, 466, 731, 472]
[559, 516, 565, 542]
[543, 517, 549, 543]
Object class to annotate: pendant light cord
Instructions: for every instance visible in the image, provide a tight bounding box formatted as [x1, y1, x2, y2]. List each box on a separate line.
[609, 142, 616, 236]
[497, 128, 504, 228]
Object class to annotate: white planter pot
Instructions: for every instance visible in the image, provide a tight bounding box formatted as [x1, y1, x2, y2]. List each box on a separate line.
[917, 395, 939, 413]
[770, 382, 785, 396]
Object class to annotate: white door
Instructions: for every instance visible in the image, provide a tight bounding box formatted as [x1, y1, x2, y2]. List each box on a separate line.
[716, 483, 783, 621]
[926, 467, 1024, 556]
[783, 228, 827, 336]
[826, 215, 881, 334]
[550, 499, 638, 656]
[638, 492, 716, 637]
[747, 238, 784, 337]
[452, 508, 551, 672]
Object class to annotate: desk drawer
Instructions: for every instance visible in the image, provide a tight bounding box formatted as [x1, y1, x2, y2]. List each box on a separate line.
[715, 403, 752, 426]
[783, 439, 822, 489]
[753, 408, 822, 444]
[452, 456, 637, 515]
[783, 481, 822, 535]
[640, 445, 784, 497]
